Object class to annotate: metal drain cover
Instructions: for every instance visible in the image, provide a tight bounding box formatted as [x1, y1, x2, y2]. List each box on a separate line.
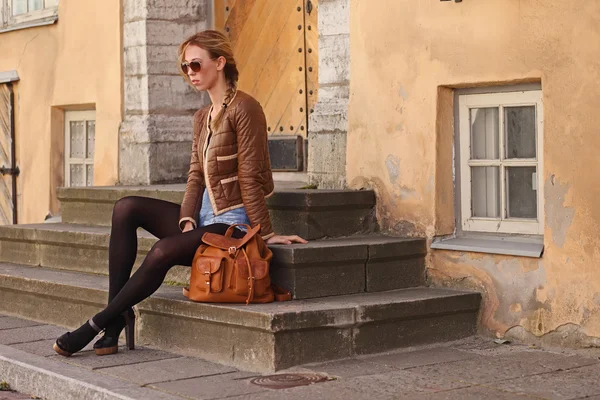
[250, 373, 331, 389]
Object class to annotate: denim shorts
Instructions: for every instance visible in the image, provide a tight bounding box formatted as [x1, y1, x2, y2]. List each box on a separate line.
[198, 190, 250, 231]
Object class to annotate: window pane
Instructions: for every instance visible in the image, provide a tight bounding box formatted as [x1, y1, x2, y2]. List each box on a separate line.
[86, 165, 94, 187]
[28, 0, 42, 11]
[70, 121, 85, 158]
[505, 106, 536, 159]
[70, 164, 85, 187]
[12, 0, 28, 15]
[507, 167, 537, 219]
[86, 120, 95, 159]
[45, 0, 59, 7]
[471, 166, 500, 218]
[470, 107, 499, 160]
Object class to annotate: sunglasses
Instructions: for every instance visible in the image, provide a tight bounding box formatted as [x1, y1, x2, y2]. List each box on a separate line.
[180, 60, 203, 74]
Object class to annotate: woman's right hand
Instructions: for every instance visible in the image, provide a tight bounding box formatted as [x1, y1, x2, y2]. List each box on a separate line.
[182, 221, 195, 233]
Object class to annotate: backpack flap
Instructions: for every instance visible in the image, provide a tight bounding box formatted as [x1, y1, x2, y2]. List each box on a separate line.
[194, 255, 226, 293]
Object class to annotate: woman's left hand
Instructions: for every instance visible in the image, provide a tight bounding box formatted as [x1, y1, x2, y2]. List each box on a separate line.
[266, 235, 308, 245]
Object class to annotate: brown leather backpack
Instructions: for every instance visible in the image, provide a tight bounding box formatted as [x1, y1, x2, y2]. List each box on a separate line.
[183, 224, 291, 304]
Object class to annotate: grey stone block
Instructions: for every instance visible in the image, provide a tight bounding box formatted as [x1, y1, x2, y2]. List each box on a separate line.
[11, 338, 97, 357]
[0, 263, 480, 373]
[367, 258, 425, 292]
[409, 353, 555, 385]
[0, 224, 190, 284]
[307, 132, 348, 190]
[0, 344, 183, 400]
[365, 238, 427, 292]
[319, 34, 351, 85]
[491, 363, 600, 399]
[124, 0, 209, 23]
[270, 239, 368, 299]
[48, 347, 180, 370]
[0, 325, 64, 345]
[364, 347, 476, 370]
[145, 19, 208, 46]
[148, 141, 193, 184]
[147, 75, 203, 114]
[0, 316, 44, 330]
[100, 356, 236, 385]
[319, 0, 350, 36]
[136, 308, 277, 372]
[58, 185, 185, 226]
[300, 358, 397, 378]
[274, 327, 354, 370]
[58, 185, 378, 239]
[409, 386, 535, 399]
[11, 339, 71, 357]
[152, 372, 264, 400]
[354, 312, 478, 356]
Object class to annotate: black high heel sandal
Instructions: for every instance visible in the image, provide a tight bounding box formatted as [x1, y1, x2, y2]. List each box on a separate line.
[93, 309, 136, 356]
[53, 319, 102, 357]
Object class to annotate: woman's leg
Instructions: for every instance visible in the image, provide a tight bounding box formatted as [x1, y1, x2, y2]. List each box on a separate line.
[107, 196, 182, 304]
[55, 222, 241, 355]
[92, 222, 237, 327]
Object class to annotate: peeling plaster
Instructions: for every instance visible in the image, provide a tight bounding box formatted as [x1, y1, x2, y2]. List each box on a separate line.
[545, 175, 575, 247]
[394, 221, 416, 236]
[385, 154, 400, 184]
[399, 86, 408, 101]
[505, 324, 600, 349]
[430, 251, 548, 336]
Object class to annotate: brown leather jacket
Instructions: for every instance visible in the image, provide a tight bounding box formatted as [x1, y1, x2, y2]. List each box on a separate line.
[179, 91, 275, 239]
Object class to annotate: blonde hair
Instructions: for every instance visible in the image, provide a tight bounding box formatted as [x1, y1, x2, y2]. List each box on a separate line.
[178, 30, 239, 131]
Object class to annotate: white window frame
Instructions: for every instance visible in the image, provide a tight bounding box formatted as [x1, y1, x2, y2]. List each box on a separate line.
[458, 90, 544, 235]
[64, 110, 95, 188]
[0, 0, 58, 32]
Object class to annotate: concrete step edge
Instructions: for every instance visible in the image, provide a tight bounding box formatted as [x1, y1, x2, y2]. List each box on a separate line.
[0, 262, 480, 333]
[0, 344, 183, 400]
[0, 223, 425, 256]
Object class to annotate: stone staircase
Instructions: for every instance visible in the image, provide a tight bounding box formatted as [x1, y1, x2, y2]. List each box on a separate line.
[0, 183, 481, 373]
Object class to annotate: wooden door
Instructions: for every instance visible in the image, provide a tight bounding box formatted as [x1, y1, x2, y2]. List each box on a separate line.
[0, 84, 16, 224]
[215, 0, 318, 139]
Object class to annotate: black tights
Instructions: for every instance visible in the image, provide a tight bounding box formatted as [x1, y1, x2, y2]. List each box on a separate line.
[91, 196, 242, 328]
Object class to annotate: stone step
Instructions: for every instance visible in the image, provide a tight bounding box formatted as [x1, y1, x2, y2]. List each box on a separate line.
[57, 183, 378, 240]
[0, 223, 426, 299]
[0, 262, 481, 373]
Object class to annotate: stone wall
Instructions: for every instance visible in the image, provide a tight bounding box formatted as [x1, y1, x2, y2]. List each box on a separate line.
[307, 0, 350, 190]
[120, 0, 211, 184]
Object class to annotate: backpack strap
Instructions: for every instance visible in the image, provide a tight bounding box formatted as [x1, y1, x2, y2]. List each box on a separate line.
[202, 224, 261, 256]
[272, 284, 292, 302]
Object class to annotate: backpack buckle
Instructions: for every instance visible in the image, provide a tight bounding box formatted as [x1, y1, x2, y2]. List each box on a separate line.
[228, 246, 237, 256]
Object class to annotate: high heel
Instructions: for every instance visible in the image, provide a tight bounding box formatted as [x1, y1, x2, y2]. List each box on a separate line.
[53, 319, 101, 357]
[124, 310, 135, 350]
[93, 309, 135, 356]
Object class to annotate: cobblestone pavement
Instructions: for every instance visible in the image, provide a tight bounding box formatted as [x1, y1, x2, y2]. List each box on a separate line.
[2, 313, 600, 399]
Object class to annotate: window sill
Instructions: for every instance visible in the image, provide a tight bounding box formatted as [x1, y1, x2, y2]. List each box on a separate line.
[431, 233, 544, 258]
[0, 15, 58, 34]
[0, 70, 19, 84]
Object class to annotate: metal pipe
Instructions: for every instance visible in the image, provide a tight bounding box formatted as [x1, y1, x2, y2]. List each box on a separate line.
[7, 83, 17, 224]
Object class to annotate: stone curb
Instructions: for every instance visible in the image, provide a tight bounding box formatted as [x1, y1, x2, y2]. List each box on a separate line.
[0, 344, 183, 400]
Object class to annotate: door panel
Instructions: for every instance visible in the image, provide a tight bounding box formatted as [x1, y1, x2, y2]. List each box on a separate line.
[215, 0, 318, 139]
[0, 84, 15, 225]
[304, 0, 319, 116]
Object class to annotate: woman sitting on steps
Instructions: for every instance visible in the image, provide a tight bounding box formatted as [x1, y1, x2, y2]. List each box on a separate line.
[53, 30, 307, 357]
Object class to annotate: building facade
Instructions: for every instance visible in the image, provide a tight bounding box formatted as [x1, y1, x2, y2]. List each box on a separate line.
[1, 0, 599, 345]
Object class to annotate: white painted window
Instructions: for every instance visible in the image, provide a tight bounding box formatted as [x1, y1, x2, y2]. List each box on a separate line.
[0, 0, 58, 31]
[458, 90, 544, 235]
[65, 111, 95, 188]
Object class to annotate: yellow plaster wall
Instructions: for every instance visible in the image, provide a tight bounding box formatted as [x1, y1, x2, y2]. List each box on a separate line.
[347, 0, 600, 340]
[0, 0, 122, 223]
